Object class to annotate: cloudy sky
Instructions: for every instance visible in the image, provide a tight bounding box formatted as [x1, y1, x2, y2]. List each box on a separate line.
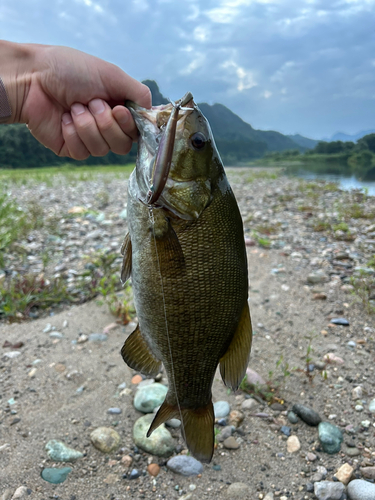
[2, 0, 375, 139]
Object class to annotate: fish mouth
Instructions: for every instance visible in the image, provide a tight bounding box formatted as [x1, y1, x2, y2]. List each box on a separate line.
[126, 93, 195, 205]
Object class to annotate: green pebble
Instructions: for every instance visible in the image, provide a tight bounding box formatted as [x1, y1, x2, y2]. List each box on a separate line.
[46, 440, 83, 462]
[41, 467, 72, 484]
[318, 421, 343, 454]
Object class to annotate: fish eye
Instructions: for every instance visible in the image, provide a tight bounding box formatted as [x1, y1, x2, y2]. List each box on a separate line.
[190, 132, 206, 151]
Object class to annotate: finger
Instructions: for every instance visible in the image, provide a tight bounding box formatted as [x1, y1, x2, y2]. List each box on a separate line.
[112, 105, 139, 142]
[71, 103, 110, 157]
[88, 99, 133, 155]
[61, 113, 90, 160]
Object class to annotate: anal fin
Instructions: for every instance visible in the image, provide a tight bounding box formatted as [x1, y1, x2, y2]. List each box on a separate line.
[121, 324, 161, 377]
[219, 301, 252, 391]
[121, 232, 132, 283]
[147, 400, 214, 463]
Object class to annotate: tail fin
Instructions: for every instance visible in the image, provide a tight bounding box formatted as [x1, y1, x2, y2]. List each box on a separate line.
[147, 400, 214, 463]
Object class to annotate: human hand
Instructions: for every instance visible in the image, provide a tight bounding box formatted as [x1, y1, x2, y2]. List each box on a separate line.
[1, 41, 151, 159]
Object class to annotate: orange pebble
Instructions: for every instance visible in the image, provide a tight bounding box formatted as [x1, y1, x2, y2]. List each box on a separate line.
[131, 374, 143, 384]
[147, 464, 160, 477]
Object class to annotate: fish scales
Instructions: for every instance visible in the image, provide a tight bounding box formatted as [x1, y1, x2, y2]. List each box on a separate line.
[121, 94, 252, 462]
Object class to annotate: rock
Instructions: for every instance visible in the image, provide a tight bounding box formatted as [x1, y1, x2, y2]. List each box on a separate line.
[226, 482, 251, 498]
[45, 439, 83, 462]
[167, 455, 203, 476]
[360, 467, 375, 480]
[318, 422, 343, 454]
[347, 340, 357, 348]
[335, 463, 353, 485]
[165, 418, 181, 428]
[355, 405, 364, 412]
[133, 383, 168, 413]
[287, 411, 299, 424]
[330, 318, 349, 326]
[88, 333, 108, 342]
[264, 494, 274, 500]
[133, 414, 175, 457]
[306, 452, 317, 462]
[126, 468, 140, 480]
[246, 368, 266, 386]
[216, 426, 234, 442]
[41, 467, 72, 484]
[347, 479, 375, 500]
[49, 331, 64, 339]
[107, 407, 122, 414]
[345, 446, 361, 457]
[10, 487, 28, 499]
[324, 353, 344, 365]
[1, 490, 12, 500]
[3, 351, 21, 359]
[131, 374, 143, 384]
[352, 386, 363, 400]
[241, 398, 258, 411]
[286, 435, 300, 453]
[223, 436, 240, 449]
[369, 398, 375, 413]
[90, 427, 120, 453]
[292, 403, 321, 426]
[280, 426, 291, 436]
[213, 401, 231, 418]
[314, 481, 345, 500]
[147, 463, 160, 476]
[228, 410, 244, 427]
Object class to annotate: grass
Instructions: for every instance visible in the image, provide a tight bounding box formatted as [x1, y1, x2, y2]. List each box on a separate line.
[0, 191, 29, 266]
[350, 268, 375, 315]
[246, 171, 279, 183]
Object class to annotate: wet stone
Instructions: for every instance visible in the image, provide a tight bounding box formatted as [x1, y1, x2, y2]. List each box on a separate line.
[292, 403, 321, 426]
[167, 455, 203, 476]
[347, 479, 375, 500]
[45, 439, 83, 462]
[330, 318, 349, 326]
[41, 467, 72, 484]
[133, 414, 175, 457]
[287, 411, 299, 424]
[133, 383, 168, 413]
[318, 422, 343, 454]
[314, 481, 345, 500]
[213, 401, 231, 418]
[90, 427, 121, 453]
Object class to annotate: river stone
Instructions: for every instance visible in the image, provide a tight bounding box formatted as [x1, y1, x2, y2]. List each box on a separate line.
[88, 333, 108, 342]
[292, 403, 321, 426]
[134, 383, 168, 413]
[314, 481, 345, 500]
[226, 482, 251, 498]
[45, 439, 83, 462]
[347, 479, 375, 500]
[133, 414, 175, 457]
[330, 318, 349, 326]
[41, 467, 72, 484]
[167, 455, 203, 476]
[318, 422, 343, 454]
[369, 398, 375, 413]
[287, 411, 299, 424]
[213, 401, 231, 418]
[90, 427, 120, 453]
[360, 467, 375, 480]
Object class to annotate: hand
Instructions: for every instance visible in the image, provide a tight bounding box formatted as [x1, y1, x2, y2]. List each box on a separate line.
[2, 41, 151, 159]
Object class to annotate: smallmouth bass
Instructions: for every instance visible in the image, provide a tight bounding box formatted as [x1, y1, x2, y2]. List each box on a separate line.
[121, 93, 252, 462]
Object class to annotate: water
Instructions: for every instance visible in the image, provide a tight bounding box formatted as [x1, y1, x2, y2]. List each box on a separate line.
[284, 163, 375, 196]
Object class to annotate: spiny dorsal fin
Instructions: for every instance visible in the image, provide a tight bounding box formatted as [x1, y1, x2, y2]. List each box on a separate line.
[120, 232, 132, 283]
[121, 324, 161, 377]
[219, 301, 252, 391]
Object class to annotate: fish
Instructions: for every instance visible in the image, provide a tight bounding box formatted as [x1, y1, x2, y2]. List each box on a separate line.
[120, 92, 252, 463]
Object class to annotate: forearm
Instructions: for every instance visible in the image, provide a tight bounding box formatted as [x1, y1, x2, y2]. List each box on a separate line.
[0, 40, 36, 123]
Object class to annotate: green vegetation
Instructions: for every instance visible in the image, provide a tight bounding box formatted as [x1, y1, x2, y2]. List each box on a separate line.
[0, 191, 29, 266]
[350, 260, 375, 314]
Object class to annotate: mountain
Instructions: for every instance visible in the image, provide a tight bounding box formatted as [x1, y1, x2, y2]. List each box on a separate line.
[325, 130, 375, 143]
[287, 134, 318, 149]
[142, 81, 306, 161]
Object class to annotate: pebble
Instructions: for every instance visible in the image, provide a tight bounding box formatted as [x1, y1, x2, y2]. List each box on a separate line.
[88, 333, 108, 342]
[292, 403, 321, 426]
[307, 271, 329, 284]
[131, 374, 143, 384]
[345, 446, 361, 457]
[107, 407, 122, 414]
[225, 482, 251, 498]
[90, 427, 120, 453]
[223, 436, 240, 449]
[360, 467, 375, 480]
[330, 317, 350, 326]
[287, 411, 299, 424]
[347, 340, 357, 348]
[228, 410, 244, 427]
[318, 422, 343, 454]
[306, 452, 317, 461]
[166, 418, 181, 428]
[264, 494, 274, 500]
[352, 386, 363, 399]
[133, 414, 175, 456]
[280, 425, 291, 436]
[323, 353, 344, 364]
[246, 368, 266, 386]
[213, 401, 231, 418]
[41, 467, 72, 484]
[133, 383, 168, 413]
[355, 405, 364, 412]
[335, 463, 353, 485]
[49, 331, 64, 339]
[121, 455, 133, 467]
[10, 486, 28, 499]
[127, 468, 140, 480]
[216, 426, 234, 442]
[314, 481, 345, 500]
[166, 455, 203, 476]
[241, 398, 259, 411]
[45, 439, 83, 462]
[368, 398, 375, 413]
[147, 463, 160, 476]
[3, 351, 21, 359]
[286, 435, 300, 453]
[347, 479, 375, 500]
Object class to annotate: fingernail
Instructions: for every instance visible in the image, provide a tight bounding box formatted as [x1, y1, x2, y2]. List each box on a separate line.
[62, 113, 72, 125]
[71, 103, 85, 116]
[89, 99, 105, 115]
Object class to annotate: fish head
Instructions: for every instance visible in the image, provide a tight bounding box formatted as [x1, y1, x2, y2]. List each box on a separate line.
[127, 93, 222, 220]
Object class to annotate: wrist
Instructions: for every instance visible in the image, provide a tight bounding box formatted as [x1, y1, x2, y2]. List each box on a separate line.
[0, 40, 36, 123]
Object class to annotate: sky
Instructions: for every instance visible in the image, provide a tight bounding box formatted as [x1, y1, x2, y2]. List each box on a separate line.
[2, 0, 375, 139]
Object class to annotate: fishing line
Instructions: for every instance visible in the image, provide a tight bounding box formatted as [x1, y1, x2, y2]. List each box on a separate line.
[148, 206, 187, 445]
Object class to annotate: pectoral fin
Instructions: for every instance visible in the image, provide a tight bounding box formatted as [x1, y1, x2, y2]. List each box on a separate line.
[219, 301, 252, 391]
[121, 324, 161, 376]
[120, 232, 132, 283]
[148, 399, 214, 463]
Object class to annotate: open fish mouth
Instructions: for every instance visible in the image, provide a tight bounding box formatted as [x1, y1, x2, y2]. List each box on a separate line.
[126, 93, 195, 206]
